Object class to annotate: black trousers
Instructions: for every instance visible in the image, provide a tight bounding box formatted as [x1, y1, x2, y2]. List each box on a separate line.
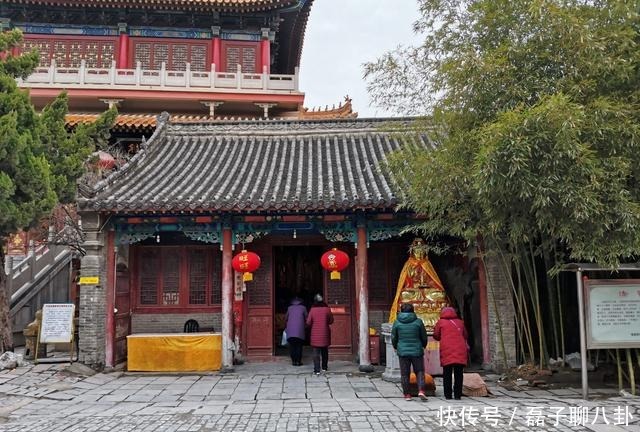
[312, 346, 328, 373]
[288, 337, 303, 364]
[399, 356, 425, 395]
[442, 364, 464, 399]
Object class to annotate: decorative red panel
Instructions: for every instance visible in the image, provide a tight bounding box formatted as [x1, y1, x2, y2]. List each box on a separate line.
[23, 36, 116, 68]
[222, 41, 260, 73]
[133, 39, 210, 71]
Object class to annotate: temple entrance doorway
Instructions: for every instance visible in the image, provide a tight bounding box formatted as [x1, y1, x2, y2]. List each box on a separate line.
[273, 245, 323, 357]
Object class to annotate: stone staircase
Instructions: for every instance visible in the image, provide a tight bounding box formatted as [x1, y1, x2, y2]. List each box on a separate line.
[7, 243, 73, 346]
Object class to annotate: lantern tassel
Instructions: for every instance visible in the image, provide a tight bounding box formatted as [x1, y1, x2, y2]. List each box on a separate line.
[243, 272, 253, 282]
[330, 271, 341, 280]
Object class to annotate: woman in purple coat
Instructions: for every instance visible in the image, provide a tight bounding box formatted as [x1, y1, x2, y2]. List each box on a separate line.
[285, 297, 307, 366]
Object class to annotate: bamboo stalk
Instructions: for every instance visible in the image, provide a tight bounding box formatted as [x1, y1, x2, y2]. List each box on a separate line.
[554, 246, 565, 367]
[616, 349, 623, 391]
[497, 244, 530, 362]
[543, 244, 560, 362]
[527, 242, 544, 370]
[626, 349, 636, 396]
[511, 250, 534, 363]
[482, 243, 509, 369]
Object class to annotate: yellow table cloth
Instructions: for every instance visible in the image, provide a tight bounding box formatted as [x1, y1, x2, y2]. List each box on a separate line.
[127, 333, 222, 372]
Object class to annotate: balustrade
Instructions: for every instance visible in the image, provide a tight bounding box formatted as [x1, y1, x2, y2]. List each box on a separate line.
[19, 60, 300, 93]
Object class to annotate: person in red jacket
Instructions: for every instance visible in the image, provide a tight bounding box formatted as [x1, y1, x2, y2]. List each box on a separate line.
[306, 293, 334, 375]
[432, 306, 468, 400]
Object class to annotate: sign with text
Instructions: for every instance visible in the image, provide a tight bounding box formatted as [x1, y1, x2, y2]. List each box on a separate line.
[40, 303, 75, 344]
[79, 276, 100, 285]
[585, 280, 640, 349]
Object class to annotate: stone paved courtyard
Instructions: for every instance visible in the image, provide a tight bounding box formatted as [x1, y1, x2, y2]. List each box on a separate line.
[0, 360, 638, 431]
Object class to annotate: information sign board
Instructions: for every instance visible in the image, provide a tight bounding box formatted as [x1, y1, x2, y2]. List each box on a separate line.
[40, 303, 75, 344]
[585, 280, 640, 349]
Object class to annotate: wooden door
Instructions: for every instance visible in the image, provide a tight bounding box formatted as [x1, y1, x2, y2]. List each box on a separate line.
[114, 268, 131, 365]
[324, 252, 353, 355]
[244, 243, 273, 357]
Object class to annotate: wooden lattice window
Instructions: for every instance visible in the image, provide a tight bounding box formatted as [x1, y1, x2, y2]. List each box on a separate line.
[139, 249, 159, 305]
[136, 246, 221, 309]
[133, 40, 210, 71]
[222, 41, 259, 73]
[189, 249, 207, 305]
[325, 256, 351, 305]
[247, 245, 271, 306]
[162, 250, 180, 305]
[22, 37, 116, 68]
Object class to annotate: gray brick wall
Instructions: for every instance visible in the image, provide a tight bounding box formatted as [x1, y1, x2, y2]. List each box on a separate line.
[78, 211, 106, 369]
[132, 312, 221, 334]
[484, 253, 517, 371]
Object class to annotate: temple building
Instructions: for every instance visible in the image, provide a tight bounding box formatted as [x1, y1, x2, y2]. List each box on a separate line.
[3, 0, 516, 371]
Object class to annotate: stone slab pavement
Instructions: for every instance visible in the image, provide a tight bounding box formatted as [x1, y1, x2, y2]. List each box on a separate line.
[0, 359, 638, 431]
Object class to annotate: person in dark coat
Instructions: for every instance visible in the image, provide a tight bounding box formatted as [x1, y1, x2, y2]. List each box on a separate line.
[433, 306, 468, 400]
[392, 303, 429, 400]
[306, 293, 333, 375]
[285, 296, 308, 366]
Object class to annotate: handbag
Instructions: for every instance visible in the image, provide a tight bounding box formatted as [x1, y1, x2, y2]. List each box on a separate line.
[450, 320, 470, 352]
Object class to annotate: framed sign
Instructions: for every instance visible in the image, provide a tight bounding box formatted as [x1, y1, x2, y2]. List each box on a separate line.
[40, 303, 75, 343]
[584, 279, 640, 349]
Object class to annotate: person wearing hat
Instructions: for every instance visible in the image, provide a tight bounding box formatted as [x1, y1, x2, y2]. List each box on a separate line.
[306, 293, 334, 375]
[433, 306, 468, 400]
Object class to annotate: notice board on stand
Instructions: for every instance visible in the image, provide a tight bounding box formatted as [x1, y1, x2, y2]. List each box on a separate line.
[36, 303, 76, 364]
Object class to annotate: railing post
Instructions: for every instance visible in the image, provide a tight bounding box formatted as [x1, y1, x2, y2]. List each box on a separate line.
[236, 64, 242, 89]
[28, 240, 35, 281]
[110, 60, 116, 85]
[5, 256, 13, 279]
[186, 62, 191, 88]
[262, 65, 267, 90]
[161, 62, 166, 87]
[135, 61, 141, 86]
[79, 60, 86, 85]
[294, 66, 299, 91]
[49, 59, 56, 84]
[210, 63, 216, 88]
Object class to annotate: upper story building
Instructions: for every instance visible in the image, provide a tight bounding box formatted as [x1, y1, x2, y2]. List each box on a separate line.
[2, 0, 355, 130]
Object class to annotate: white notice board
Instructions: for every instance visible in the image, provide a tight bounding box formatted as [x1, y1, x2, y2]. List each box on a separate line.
[585, 280, 640, 349]
[40, 304, 75, 344]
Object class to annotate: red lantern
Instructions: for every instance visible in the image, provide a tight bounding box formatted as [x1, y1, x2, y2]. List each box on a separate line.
[232, 250, 261, 282]
[320, 248, 350, 280]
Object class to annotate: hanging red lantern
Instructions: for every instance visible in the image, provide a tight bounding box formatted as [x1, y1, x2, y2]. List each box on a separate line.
[320, 248, 350, 280]
[232, 250, 261, 282]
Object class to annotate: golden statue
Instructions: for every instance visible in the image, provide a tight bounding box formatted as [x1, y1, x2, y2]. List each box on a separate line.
[389, 238, 450, 331]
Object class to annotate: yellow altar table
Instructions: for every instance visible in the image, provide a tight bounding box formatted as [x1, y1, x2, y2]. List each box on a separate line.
[127, 333, 222, 372]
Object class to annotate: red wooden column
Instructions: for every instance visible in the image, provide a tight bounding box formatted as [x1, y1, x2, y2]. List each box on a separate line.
[117, 23, 129, 69]
[356, 224, 374, 372]
[105, 231, 116, 367]
[260, 28, 271, 74]
[477, 240, 491, 367]
[221, 226, 234, 370]
[212, 26, 221, 72]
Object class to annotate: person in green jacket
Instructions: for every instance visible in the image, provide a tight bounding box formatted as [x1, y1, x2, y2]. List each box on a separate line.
[392, 303, 429, 401]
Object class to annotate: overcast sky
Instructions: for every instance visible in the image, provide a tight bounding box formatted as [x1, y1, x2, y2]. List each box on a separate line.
[298, 0, 422, 118]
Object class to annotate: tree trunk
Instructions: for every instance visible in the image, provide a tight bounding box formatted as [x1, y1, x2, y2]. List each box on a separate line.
[0, 246, 14, 352]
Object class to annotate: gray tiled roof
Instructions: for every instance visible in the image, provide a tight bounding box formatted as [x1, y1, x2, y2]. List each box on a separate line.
[78, 114, 433, 213]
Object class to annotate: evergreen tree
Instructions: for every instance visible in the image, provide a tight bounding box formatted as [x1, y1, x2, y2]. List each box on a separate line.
[0, 30, 115, 351]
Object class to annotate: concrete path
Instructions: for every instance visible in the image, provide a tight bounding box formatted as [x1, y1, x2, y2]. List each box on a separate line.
[0, 360, 638, 431]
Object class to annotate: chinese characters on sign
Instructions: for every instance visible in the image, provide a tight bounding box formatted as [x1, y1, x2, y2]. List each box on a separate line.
[585, 280, 640, 349]
[436, 405, 633, 428]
